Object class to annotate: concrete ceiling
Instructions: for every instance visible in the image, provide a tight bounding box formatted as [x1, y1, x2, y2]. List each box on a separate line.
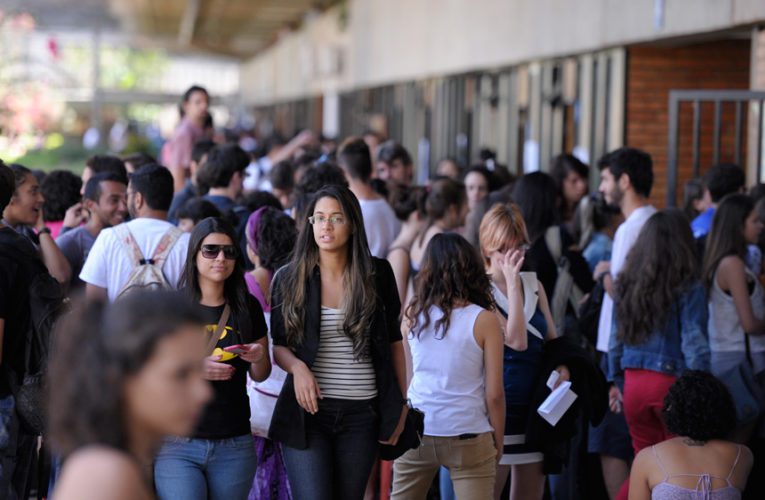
[1, 0, 340, 58]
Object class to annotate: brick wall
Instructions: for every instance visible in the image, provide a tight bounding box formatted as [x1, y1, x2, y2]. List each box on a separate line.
[626, 40, 751, 207]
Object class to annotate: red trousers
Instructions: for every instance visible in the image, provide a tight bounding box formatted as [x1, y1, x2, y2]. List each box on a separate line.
[616, 368, 677, 500]
[623, 368, 676, 454]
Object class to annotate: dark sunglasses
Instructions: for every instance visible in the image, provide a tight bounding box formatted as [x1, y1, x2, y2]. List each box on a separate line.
[200, 244, 237, 260]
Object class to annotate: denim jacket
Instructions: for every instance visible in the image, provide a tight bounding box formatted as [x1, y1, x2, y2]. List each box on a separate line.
[608, 282, 710, 388]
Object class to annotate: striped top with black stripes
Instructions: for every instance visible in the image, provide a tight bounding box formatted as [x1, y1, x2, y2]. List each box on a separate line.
[312, 306, 378, 400]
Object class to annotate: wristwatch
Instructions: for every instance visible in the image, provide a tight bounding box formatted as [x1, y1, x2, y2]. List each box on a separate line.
[37, 227, 52, 236]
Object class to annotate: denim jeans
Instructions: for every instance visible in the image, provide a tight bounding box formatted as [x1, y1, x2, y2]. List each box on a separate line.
[0, 394, 18, 500]
[0, 393, 36, 500]
[439, 467, 456, 500]
[154, 434, 257, 500]
[281, 398, 379, 500]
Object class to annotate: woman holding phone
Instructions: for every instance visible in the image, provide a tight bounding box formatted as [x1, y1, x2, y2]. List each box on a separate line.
[154, 217, 271, 500]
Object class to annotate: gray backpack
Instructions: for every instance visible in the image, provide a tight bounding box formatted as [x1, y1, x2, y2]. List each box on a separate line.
[545, 226, 584, 335]
[113, 224, 182, 300]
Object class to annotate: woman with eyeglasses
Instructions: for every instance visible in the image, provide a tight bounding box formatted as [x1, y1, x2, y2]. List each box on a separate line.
[268, 185, 408, 500]
[153, 217, 271, 500]
[479, 203, 568, 500]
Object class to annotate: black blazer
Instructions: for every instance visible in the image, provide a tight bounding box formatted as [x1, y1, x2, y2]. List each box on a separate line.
[525, 336, 608, 474]
[268, 257, 405, 449]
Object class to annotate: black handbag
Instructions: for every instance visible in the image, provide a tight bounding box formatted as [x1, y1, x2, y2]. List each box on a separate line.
[379, 402, 425, 461]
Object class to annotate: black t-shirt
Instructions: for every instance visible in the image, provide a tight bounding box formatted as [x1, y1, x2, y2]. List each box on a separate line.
[0, 228, 45, 397]
[194, 294, 267, 439]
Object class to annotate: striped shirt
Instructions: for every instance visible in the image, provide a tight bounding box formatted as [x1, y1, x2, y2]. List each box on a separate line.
[312, 307, 378, 400]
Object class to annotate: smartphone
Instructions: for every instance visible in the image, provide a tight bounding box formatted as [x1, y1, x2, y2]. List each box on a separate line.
[224, 344, 249, 355]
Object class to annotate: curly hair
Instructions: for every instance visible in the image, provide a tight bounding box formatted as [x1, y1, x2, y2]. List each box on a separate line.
[406, 233, 494, 338]
[246, 206, 297, 272]
[615, 209, 698, 345]
[48, 292, 205, 458]
[41, 170, 83, 221]
[662, 370, 736, 442]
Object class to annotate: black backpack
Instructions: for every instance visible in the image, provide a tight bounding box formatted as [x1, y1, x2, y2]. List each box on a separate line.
[0, 242, 69, 434]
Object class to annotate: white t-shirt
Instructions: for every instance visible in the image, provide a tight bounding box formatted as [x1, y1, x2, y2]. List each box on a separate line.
[359, 198, 401, 259]
[596, 204, 657, 352]
[80, 218, 190, 303]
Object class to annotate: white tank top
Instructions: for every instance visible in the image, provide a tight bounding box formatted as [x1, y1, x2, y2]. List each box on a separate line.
[407, 304, 494, 437]
[709, 267, 765, 353]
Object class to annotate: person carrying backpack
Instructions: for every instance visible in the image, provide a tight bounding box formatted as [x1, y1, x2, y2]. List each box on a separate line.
[81, 164, 190, 303]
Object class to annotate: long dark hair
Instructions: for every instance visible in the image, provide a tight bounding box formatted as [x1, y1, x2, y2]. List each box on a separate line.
[180, 217, 252, 338]
[277, 185, 376, 357]
[511, 172, 559, 242]
[615, 209, 698, 345]
[406, 233, 494, 338]
[703, 193, 755, 289]
[48, 292, 205, 458]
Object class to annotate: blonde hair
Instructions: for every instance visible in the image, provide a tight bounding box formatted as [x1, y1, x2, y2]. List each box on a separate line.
[478, 203, 530, 266]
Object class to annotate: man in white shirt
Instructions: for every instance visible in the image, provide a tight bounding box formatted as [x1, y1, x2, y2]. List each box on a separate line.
[591, 147, 656, 499]
[81, 164, 190, 303]
[337, 138, 401, 258]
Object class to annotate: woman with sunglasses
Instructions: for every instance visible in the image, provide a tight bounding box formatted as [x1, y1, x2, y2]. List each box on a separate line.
[479, 203, 569, 500]
[154, 217, 271, 500]
[269, 185, 408, 500]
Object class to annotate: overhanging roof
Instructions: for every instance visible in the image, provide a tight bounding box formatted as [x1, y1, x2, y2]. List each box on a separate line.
[1, 0, 340, 59]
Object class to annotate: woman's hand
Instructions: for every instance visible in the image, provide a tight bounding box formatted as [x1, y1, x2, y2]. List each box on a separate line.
[237, 343, 267, 365]
[293, 362, 322, 415]
[203, 354, 235, 381]
[379, 404, 408, 445]
[552, 364, 571, 389]
[609, 385, 623, 414]
[498, 248, 524, 289]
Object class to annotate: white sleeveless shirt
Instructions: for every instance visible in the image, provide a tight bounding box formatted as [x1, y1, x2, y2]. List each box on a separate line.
[407, 304, 494, 437]
[709, 267, 765, 353]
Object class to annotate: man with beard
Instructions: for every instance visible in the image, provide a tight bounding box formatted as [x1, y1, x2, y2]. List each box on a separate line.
[56, 172, 128, 290]
[589, 147, 656, 500]
[80, 164, 189, 303]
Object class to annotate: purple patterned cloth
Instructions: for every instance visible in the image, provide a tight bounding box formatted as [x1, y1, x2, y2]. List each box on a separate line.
[248, 436, 292, 500]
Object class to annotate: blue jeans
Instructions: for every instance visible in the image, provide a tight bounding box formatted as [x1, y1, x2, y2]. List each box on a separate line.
[439, 467, 456, 500]
[154, 434, 257, 500]
[0, 394, 35, 500]
[281, 398, 379, 500]
[0, 394, 18, 500]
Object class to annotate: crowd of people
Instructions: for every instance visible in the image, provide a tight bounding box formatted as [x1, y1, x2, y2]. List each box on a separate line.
[0, 84, 763, 500]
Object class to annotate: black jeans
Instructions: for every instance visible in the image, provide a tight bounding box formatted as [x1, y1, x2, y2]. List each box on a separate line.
[282, 398, 379, 500]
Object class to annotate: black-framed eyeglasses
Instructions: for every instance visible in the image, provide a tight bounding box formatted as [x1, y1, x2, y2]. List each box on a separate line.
[200, 244, 237, 260]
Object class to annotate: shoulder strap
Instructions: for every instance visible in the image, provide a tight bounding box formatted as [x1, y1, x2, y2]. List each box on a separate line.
[150, 227, 182, 267]
[651, 445, 670, 482]
[206, 304, 231, 354]
[726, 445, 743, 483]
[113, 224, 144, 266]
[519, 273, 544, 340]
